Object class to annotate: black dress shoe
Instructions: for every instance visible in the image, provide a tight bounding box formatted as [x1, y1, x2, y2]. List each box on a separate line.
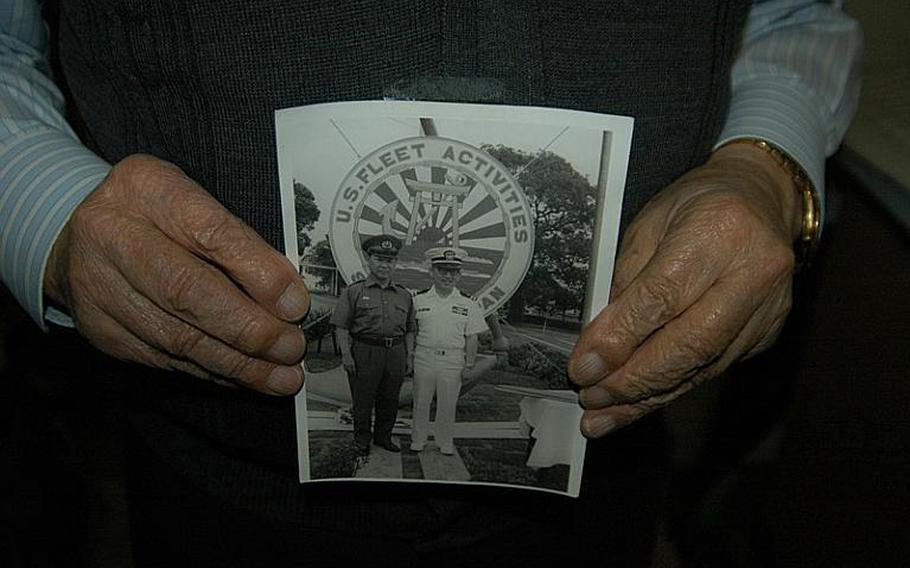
[374, 439, 401, 452]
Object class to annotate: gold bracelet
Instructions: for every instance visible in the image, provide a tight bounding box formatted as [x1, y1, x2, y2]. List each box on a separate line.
[721, 137, 822, 268]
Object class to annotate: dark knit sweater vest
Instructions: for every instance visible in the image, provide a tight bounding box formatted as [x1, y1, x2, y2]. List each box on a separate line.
[49, 0, 749, 540]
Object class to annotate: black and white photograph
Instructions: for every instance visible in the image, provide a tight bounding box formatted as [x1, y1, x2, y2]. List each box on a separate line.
[277, 101, 632, 496]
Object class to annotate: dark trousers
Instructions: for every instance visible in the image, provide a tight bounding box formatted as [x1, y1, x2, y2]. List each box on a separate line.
[348, 341, 406, 446]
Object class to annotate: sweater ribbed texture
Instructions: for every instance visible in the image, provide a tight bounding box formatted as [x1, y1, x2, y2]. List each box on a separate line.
[51, 0, 748, 539]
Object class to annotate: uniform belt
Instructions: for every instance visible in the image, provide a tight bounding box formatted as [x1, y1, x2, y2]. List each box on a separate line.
[353, 335, 404, 348]
[417, 345, 463, 356]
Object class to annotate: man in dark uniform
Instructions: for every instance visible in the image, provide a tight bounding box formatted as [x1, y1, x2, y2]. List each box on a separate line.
[331, 234, 415, 456]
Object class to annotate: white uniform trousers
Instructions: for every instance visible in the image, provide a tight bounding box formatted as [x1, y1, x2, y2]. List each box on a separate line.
[411, 346, 464, 452]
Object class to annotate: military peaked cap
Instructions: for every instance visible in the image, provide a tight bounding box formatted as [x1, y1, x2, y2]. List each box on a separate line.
[425, 246, 467, 267]
[362, 234, 402, 257]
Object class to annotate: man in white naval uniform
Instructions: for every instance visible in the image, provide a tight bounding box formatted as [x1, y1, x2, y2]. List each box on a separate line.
[410, 247, 488, 455]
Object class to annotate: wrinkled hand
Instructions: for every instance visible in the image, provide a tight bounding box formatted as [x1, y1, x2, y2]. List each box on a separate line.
[568, 143, 802, 437]
[44, 154, 309, 395]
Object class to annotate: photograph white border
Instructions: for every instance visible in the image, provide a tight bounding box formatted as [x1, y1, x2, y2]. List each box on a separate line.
[276, 101, 633, 497]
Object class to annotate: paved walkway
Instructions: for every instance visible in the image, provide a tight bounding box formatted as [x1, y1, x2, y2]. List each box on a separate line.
[354, 437, 471, 482]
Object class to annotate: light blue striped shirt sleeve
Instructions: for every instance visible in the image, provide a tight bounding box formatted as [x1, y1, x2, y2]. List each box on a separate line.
[717, 0, 864, 222]
[1, 0, 111, 329]
[0, 0, 862, 329]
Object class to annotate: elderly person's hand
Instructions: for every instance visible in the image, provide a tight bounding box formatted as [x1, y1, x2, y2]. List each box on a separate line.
[568, 142, 802, 437]
[44, 154, 309, 395]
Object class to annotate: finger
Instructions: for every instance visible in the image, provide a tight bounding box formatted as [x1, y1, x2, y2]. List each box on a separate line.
[91, 269, 304, 395]
[579, 288, 787, 437]
[128, 157, 309, 322]
[75, 302, 241, 387]
[169, 328, 304, 395]
[569, 223, 731, 387]
[78, 300, 206, 376]
[579, 272, 765, 408]
[107, 221, 306, 366]
[580, 380, 698, 437]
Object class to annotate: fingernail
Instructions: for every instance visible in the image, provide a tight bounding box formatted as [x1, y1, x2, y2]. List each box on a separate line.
[278, 281, 310, 320]
[583, 413, 617, 438]
[266, 365, 303, 395]
[267, 331, 306, 364]
[580, 385, 613, 408]
[570, 352, 606, 385]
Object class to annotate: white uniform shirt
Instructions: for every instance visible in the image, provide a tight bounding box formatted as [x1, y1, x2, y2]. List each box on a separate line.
[414, 287, 487, 350]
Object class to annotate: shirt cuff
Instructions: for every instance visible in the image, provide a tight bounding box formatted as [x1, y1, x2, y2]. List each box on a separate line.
[715, 75, 828, 226]
[0, 128, 110, 330]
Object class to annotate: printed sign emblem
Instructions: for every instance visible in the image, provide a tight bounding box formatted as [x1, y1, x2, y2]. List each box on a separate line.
[329, 136, 534, 313]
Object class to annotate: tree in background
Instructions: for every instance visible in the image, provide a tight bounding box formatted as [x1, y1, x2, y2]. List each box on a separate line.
[302, 238, 339, 293]
[482, 146, 596, 324]
[294, 181, 320, 251]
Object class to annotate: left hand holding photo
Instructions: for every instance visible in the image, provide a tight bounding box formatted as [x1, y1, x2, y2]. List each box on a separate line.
[568, 142, 801, 438]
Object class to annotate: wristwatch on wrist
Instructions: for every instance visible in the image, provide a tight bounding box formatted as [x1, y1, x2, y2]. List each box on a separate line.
[722, 137, 822, 269]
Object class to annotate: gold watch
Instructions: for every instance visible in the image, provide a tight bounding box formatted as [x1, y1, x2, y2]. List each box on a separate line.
[722, 137, 822, 268]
